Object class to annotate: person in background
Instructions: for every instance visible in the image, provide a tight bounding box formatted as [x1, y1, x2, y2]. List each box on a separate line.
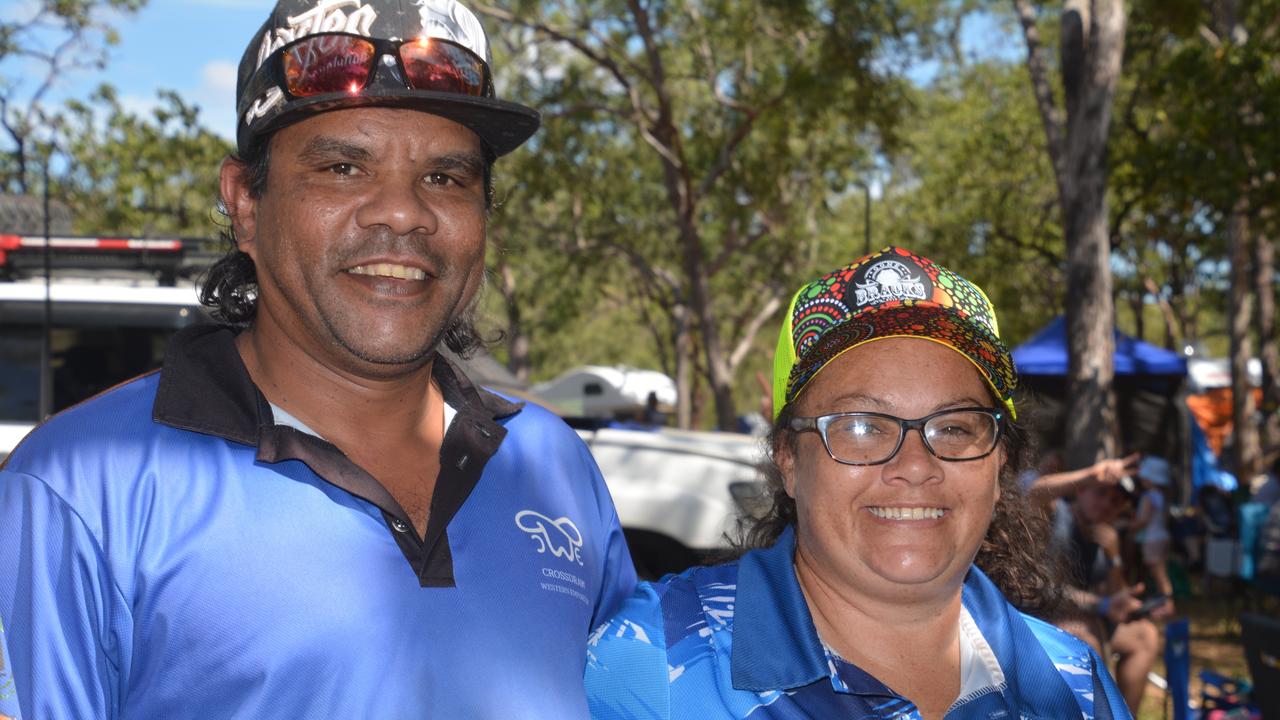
[586, 247, 1130, 720]
[1021, 449, 1140, 503]
[0, 1, 635, 716]
[1131, 456, 1174, 599]
[1034, 467, 1167, 716]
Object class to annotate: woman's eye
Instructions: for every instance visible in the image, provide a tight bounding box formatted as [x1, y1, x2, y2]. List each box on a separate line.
[935, 423, 975, 437]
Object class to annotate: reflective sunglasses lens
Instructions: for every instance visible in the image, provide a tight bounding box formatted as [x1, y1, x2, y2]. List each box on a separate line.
[400, 39, 487, 96]
[283, 35, 377, 97]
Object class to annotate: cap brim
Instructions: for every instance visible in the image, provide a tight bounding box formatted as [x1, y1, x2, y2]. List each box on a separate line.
[788, 303, 1017, 417]
[238, 88, 540, 157]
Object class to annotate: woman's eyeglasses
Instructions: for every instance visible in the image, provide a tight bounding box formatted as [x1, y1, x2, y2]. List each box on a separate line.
[789, 407, 1004, 466]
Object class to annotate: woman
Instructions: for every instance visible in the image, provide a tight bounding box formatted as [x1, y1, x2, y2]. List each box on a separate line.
[586, 247, 1131, 720]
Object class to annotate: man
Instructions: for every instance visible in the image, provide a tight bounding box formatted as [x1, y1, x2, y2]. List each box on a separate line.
[1032, 462, 1167, 716]
[0, 0, 636, 716]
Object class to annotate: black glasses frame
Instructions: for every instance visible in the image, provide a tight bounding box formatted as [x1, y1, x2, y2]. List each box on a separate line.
[244, 31, 493, 107]
[788, 407, 1005, 466]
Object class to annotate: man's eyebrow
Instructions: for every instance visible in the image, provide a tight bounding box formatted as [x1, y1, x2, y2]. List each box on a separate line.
[296, 136, 375, 164]
[430, 151, 485, 176]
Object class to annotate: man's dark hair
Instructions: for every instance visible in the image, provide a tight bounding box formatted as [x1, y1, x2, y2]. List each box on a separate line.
[200, 134, 497, 357]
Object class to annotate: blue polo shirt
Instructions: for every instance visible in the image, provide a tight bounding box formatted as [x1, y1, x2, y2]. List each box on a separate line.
[0, 325, 636, 718]
[586, 527, 1131, 720]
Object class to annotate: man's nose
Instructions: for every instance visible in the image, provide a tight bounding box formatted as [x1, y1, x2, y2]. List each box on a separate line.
[354, 177, 440, 237]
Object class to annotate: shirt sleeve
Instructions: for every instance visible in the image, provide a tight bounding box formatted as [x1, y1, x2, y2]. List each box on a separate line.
[0, 469, 128, 719]
[1088, 646, 1133, 720]
[591, 501, 638, 630]
[586, 583, 671, 720]
[583, 445, 638, 631]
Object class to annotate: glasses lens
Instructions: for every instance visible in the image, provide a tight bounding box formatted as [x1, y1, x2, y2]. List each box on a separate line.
[824, 414, 901, 464]
[924, 411, 999, 460]
[400, 38, 487, 96]
[283, 34, 377, 97]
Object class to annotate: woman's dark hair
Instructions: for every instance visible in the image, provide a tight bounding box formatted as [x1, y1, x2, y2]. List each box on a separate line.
[744, 390, 1066, 619]
[200, 134, 498, 358]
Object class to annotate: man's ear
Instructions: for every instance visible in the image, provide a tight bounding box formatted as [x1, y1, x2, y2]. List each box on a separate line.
[220, 156, 261, 260]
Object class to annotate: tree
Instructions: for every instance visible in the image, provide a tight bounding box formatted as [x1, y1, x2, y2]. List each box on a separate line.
[1015, 0, 1127, 469]
[53, 85, 230, 238]
[481, 0, 930, 429]
[0, 0, 147, 193]
[881, 60, 1066, 345]
[1113, 0, 1280, 474]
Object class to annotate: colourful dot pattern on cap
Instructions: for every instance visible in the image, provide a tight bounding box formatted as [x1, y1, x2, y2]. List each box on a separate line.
[784, 247, 1017, 410]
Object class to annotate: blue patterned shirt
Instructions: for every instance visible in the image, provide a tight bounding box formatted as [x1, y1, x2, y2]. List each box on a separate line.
[0, 615, 19, 719]
[586, 526, 1131, 720]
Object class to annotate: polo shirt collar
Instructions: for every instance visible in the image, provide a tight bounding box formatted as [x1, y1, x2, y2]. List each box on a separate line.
[730, 525, 828, 691]
[153, 324, 521, 443]
[151, 323, 523, 588]
[730, 525, 1082, 717]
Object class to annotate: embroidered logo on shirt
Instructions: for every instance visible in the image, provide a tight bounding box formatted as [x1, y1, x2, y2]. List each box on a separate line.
[515, 510, 584, 565]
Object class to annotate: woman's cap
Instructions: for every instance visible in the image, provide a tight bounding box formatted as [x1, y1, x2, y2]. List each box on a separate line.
[1137, 456, 1171, 486]
[773, 246, 1017, 418]
[235, 0, 540, 157]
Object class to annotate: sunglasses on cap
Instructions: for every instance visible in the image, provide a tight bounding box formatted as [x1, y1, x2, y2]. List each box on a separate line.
[251, 31, 492, 104]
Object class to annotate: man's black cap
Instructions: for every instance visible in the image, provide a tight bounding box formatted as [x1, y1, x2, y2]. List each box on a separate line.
[235, 0, 540, 156]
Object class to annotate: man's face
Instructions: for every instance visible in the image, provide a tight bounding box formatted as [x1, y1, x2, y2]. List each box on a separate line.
[224, 107, 488, 376]
[1075, 483, 1127, 525]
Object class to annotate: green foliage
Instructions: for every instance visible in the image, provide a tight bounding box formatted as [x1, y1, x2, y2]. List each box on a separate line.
[877, 59, 1064, 346]
[484, 0, 934, 423]
[1107, 0, 1279, 350]
[0, 0, 148, 194]
[52, 84, 230, 237]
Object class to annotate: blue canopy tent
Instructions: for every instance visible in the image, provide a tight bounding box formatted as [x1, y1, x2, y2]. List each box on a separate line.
[1012, 316, 1188, 377]
[1011, 316, 1197, 504]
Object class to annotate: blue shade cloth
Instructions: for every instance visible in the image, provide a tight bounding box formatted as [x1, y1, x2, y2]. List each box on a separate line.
[0, 372, 636, 719]
[586, 526, 1132, 720]
[1011, 316, 1188, 377]
[1189, 418, 1238, 495]
[1164, 619, 1191, 720]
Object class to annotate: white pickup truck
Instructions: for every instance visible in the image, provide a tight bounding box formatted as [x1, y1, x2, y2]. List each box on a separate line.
[0, 274, 765, 577]
[574, 425, 767, 577]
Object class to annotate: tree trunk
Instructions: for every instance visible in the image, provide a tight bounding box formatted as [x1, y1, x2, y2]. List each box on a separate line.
[672, 303, 695, 429]
[1017, 0, 1127, 469]
[1217, 0, 1262, 478]
[1255, 231, 1278, 462]
[1229, 207, 1259, 478]
[492, 237, 530, 383]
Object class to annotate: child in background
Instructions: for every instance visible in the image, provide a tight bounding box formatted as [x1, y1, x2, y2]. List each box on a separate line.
[1132, 456, 1175, 600]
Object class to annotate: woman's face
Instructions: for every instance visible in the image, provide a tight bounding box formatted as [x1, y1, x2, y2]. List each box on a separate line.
[781, 337, 1004, 604]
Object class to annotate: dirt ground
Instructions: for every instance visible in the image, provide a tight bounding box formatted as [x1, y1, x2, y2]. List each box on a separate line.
[1133, 583, 1276, 720]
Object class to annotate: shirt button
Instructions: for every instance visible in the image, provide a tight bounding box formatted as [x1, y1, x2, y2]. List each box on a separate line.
[390, 518, 410, 533]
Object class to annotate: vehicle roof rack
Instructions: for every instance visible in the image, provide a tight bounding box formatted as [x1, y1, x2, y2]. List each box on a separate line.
[0, 234, 219, 286]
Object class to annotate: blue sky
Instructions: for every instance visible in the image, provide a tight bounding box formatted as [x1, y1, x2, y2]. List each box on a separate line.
[1, 1, 1025, 144]
[3, 0, 268, 141]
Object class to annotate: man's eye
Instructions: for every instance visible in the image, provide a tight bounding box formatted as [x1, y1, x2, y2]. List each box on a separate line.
[329, 163, 358, 176]
[427, 172, 455, 186]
